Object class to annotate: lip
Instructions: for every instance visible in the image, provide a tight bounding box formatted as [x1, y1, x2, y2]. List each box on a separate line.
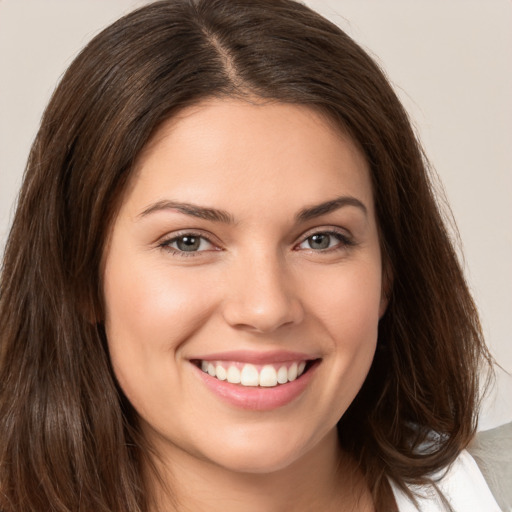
[191, 349, 319, 365]
[190, 356, 320, 411]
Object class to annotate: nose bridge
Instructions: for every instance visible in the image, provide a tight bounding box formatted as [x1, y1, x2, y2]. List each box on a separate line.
[221, 246, 303, 333]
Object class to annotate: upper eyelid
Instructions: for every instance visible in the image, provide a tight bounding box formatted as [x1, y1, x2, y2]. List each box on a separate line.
[158, 233, 220, 258]
[156, 225, 353, 249]
[159, 229, 218, 245]
[293, 227, 356, 253]
[155, 234, 220, 257]
[296, 225, 352, 241]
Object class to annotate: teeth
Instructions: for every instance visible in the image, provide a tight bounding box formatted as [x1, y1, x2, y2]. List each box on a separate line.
[240, 364, 259, 386]
[216, 364, 227, 381]
[288, 362, 298, 381]
[277, 366, 288, 384]
[226, 365, 241, 384]
[199, 360, 309, 387]
[259, 365, 278, 387]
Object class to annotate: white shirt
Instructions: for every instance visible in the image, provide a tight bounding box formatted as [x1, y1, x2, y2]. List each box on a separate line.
[391, 450, 503, 511]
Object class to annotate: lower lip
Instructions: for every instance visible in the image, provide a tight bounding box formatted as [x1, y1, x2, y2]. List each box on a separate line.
[192, 362, 318, 411]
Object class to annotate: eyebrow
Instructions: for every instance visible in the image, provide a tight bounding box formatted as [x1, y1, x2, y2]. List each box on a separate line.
[296, 196, 367, 222]
[138, 200, 235, 223]
[137, 195, 367, 224]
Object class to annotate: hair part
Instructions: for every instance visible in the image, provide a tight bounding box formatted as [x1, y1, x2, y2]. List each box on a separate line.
[0, 1, 492, 510]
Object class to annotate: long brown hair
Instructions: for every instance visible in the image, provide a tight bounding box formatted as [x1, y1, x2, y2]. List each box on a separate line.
[0, 1, 492, 510]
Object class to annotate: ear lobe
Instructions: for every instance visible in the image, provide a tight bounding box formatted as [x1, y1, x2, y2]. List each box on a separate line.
[379, 292, 389, 319]
[379, 263, 393, 318]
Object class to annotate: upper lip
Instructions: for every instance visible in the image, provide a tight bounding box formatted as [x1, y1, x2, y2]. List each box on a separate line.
[189, 350, 319, 365]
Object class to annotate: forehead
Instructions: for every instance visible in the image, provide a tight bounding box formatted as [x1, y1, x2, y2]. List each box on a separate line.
[122, 99, 374, 221]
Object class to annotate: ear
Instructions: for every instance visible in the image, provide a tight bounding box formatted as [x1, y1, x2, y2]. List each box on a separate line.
[379, 261, 393, 318]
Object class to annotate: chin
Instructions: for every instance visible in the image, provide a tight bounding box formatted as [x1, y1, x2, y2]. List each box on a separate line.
[206, 445, 305, 475]
[195, 423, 330, 475]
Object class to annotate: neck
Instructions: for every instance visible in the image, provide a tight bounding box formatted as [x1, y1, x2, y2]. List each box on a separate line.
[146, 428, 373, 512]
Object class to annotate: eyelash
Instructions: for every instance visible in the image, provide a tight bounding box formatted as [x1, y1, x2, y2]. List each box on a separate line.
[158, 229, 355, 258]
[295, 230, 355, 253]
[158, 231, 217, 258]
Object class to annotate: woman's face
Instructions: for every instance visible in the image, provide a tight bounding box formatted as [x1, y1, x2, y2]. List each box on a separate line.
[103, 99, 386, 474]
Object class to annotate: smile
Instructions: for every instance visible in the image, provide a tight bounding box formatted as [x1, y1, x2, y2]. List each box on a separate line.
[190, 351, 320, 410]
[198, 360, 308, 387]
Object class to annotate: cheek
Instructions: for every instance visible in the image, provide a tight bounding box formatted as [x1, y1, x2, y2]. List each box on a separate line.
[303, 260, 383, 342]
[301, 260, 382, 404]
[104, 258, 215, 345]
[309, 265, 382, 423]
[101, 254, 219, 398]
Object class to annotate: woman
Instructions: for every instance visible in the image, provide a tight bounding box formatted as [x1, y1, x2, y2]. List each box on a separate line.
[0, 0, 502, 510]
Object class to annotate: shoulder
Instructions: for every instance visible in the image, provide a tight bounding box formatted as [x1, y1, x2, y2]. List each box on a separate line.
[468, 421, 512, 512]
[391, 448, 504, 511]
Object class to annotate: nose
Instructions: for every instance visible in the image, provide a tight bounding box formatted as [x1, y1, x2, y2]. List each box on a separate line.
[221, 251, 304, 334]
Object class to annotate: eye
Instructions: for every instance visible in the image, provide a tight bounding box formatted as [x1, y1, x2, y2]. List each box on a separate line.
[160, 233, 217, 255]
[297, 231, 352, 251]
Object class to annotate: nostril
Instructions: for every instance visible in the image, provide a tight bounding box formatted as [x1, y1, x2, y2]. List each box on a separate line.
[222, 298, 305, 334]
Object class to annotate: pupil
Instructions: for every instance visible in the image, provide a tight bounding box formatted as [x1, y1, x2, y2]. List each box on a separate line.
[177, 236, 200, 251]
[309, 234, 330, 250]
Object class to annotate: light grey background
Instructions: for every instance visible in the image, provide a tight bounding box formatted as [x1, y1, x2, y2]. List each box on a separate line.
[1, 0, 511, 429]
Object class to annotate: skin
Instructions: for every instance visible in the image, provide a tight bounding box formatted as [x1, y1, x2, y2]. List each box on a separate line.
[102, 99, 385, 511]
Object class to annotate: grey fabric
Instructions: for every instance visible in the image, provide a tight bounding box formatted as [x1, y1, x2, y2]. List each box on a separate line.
[468, 422, 512, 512]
